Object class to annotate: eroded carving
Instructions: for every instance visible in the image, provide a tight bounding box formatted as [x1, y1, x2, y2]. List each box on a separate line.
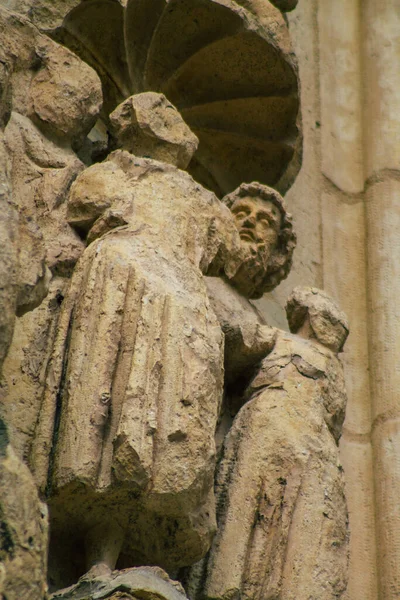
[0, 19, 51, 595]
[0, 3, 352, 599]
[30, 94, 293, 590]
[190, 287, 349, 600]
[0, 6, 103, 461]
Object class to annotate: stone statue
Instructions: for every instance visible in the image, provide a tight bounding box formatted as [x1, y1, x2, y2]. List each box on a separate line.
[0, 3, 356, 600]
[30, 93, 290, 589]
[0, 6, 103, 462]
[205, 182, 296, 450]
[193, 287, 349, 600]
[2, 8, 102, 278]
[222, 182, 296, 301]
[0, 19, 51, 597]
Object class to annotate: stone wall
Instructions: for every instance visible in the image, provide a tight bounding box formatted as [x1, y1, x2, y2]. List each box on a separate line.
[260, 2, 400, 599]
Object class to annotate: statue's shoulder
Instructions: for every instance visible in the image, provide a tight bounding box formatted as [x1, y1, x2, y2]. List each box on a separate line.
[266, 330, 333, 374]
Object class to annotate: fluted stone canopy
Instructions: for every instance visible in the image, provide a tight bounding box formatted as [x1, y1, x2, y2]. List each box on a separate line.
[45, 0, 301, 196]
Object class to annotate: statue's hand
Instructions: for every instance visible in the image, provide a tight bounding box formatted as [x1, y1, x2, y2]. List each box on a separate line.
[224, 324, 277, 384]
[246, 324, 277, 359]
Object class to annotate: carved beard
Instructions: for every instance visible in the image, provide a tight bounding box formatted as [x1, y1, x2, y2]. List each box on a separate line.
[232, 241, 269, 297]
[241, 237, 269, 270]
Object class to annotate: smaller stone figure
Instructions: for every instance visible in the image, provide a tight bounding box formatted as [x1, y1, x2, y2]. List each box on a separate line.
[195, 287, 349, 600]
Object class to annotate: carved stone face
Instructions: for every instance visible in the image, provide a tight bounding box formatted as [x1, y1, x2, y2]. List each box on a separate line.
[231, 196, 282, 265]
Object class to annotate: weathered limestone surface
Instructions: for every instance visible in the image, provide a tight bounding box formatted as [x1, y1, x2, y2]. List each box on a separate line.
[0, 8, 105, 598]
[0, 419, 48, 600]
[188, 288, 349, 600]
[33, 151, 242, 578]
[110, 93, 199, 170]
[205, 277, 275, 386]
[0, 23, 50, 595]
[0, 7, 102, 272]
[0, 136, 17, 373]
[28, 93, 300, 589]
[0, 5, 103, 459]
[0, 1, 363, 599]
[0, 16, 52, 371]
[50, 567, 187, 600]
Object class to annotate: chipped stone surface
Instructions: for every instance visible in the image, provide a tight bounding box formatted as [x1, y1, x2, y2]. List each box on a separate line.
[0, 2, 363, 599]
[0, 132, 17, 372]
[31, 150, 286, 587]
[50, 567, 187, 600]
[0, 5, 102, 460]
[189, 288, 349, 600]
[0, 419, 48, 600]
[110, 93, 198, 170]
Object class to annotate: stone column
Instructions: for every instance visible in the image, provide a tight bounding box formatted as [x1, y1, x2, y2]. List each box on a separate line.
[363, 2, 400, 598]
[318, 2, 379, 599]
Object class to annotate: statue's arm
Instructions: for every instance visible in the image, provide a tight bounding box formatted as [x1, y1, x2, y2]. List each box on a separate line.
[66, 160, 131, 239]
[201, 200, 247, 281]
[206, 276, 276, 384]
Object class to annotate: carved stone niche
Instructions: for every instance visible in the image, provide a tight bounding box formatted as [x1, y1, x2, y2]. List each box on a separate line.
[13, 0, 302, 198]
[0, 1, 312, 599]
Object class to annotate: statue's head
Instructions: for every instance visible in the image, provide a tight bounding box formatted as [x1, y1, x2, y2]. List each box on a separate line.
[223, 182, 296, 298]
[28, 40, 102, 146]
[110, 92, 198, 169]
[286, 287, 349, 353]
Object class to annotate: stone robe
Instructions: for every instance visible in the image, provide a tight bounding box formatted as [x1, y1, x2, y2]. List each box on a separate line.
[31, 151, 245, 571]
[197, 331, 349, 600]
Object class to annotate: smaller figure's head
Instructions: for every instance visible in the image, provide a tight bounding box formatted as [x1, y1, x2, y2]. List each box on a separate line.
[223, 182, 296, 297]
[110, 92, 198, 169]
[286, 287, 349, 353]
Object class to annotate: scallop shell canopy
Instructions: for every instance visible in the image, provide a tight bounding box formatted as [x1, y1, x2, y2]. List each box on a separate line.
[52, 0, 301, 197]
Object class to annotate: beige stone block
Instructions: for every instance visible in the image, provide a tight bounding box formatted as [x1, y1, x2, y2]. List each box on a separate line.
[321, 193, 370, 434]
[366, 178, 400, 420]
[340, 436, 378, 600]
[363, 0, 400, 176]
[372, 419, 400, 600]
[318, 0, 364, 193]
[322, 192, 377, 600]
[366, 177, 400, 599]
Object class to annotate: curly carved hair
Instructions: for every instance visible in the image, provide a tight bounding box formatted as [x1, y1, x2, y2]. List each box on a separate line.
[223, 182, 297, 297]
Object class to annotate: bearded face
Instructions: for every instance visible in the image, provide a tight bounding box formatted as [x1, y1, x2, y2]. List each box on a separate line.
[230, 196, 282, 269]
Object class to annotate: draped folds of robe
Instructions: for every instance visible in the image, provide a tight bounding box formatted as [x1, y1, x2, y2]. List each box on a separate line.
[196, 332, 349, 600]
[31, 151, 246, 568]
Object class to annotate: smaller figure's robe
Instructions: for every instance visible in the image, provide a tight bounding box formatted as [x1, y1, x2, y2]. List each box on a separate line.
[197, 331, 349, 600]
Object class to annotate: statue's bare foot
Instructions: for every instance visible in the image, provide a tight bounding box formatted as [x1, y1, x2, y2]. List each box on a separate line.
[81, 562, 113, 580]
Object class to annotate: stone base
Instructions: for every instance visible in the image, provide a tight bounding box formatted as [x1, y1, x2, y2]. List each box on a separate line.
[49, 567, 188, 600]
